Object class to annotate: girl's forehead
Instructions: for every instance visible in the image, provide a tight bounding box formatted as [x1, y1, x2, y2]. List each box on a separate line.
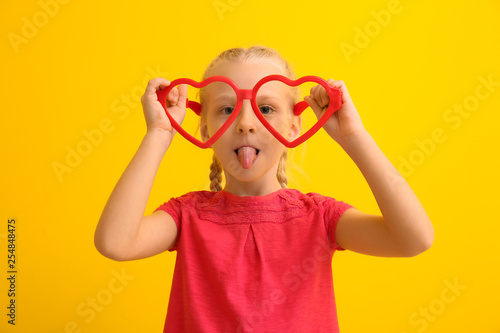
[209, 60, 288, 89]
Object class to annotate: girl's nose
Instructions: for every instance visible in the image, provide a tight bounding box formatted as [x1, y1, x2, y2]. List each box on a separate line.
[235, 101, 257, 134]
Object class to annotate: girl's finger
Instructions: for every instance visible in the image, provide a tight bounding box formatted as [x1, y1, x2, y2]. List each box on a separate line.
[314, 85, 327, 108]
[168, 87, 179, 106]
[176, 84, 188, 108]
[142, 78, 171, 105]
[308, 85, 316, 101]
[319, 86, 329, 108]
[304, 95, 323, 118]
[311, 85, 321, 104]
[150, 77, 171, 91]
[328, 79, 352, 103]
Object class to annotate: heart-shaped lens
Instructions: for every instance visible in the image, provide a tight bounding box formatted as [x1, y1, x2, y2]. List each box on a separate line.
[157, 77, 241, 148]
[252, 75, 342, 148]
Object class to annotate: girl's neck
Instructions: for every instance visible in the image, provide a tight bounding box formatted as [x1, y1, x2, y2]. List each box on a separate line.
[223, 177, 283, 197]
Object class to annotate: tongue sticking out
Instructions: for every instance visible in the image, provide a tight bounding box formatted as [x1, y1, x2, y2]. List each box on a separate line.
[237, 147, 258, 169]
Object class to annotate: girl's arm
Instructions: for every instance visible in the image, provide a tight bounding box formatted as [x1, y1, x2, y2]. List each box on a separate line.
[94, 78, 186, 261]
[306, 80, 434, 257]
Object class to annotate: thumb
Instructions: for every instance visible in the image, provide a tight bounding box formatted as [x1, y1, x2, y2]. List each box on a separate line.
[176, 84, 188, 109]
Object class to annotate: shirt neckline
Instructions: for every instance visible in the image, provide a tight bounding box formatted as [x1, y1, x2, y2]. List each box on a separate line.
[218, 188, 290, 203]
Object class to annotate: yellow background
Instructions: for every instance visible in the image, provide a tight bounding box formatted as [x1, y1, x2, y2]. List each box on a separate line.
[1, 0, 499, 332]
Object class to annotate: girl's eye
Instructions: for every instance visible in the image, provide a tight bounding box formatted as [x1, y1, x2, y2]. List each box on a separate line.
[220, 107, 234, 115]
[259, 106, 274, 115]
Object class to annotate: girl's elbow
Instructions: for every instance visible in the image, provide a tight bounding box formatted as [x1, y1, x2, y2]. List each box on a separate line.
[410, 239, 433, 257]
[421, 222, 435, 253]
[94, 234, 129, 262]
[95, 244, 130, 261]
[94, 237, 113, 259]
[406, 230, 435, 257]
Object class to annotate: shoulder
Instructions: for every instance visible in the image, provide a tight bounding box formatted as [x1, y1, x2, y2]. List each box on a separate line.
[156, 190, 217, 214]
[282, 188, 344, 206]
[182, 190, 216, 199]
[283, 188, 353, 220]
[169, 190, 217, 203]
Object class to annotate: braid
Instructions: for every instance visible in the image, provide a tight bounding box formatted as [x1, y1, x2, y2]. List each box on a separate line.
[209, 153, 223, 192]
[276, 149, 288, 188]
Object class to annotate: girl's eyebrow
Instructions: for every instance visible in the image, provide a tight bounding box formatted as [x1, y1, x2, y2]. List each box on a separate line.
[256, 94, 280, 103]
[257, 93, 292, 104]
[213, 94, 237, 102]
[256, 92, 274, 98]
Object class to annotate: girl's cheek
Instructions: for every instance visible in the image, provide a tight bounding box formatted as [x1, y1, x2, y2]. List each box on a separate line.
[270, 115, 293, 134]
[206, 113, 224, 133]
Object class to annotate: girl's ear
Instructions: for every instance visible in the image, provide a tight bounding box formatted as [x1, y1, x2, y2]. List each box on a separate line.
[287, 115, 302, 141]
[201, 120, 210, 143]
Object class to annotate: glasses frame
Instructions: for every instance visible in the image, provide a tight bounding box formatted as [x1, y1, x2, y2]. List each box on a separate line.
[156, 74, 342, 148]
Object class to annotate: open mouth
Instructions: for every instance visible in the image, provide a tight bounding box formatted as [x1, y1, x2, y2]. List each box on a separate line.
[234, 148, 260, 155]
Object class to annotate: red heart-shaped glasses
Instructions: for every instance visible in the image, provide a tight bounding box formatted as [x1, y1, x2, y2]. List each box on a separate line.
[156, 75, 342, 148]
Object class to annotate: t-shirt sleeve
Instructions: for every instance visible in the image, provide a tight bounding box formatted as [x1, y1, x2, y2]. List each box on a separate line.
[323, 196, 353, 251]
[154, 195, 184, 252]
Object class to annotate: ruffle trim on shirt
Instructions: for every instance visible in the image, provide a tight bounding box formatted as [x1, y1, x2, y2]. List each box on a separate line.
[187, 188, 321, 225]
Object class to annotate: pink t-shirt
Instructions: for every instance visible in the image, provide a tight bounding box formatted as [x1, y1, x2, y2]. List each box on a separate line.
[155, 188, 353, 332]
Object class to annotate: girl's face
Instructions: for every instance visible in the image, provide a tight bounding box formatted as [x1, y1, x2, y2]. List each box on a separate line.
[200, 60, 301, 195]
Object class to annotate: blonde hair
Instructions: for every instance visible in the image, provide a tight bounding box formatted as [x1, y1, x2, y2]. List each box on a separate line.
[201, 46, 298, 192]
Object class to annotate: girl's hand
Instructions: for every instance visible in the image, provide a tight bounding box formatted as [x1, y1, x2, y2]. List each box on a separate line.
[141, 77, 187, 136]
[304, 79, 367, 146]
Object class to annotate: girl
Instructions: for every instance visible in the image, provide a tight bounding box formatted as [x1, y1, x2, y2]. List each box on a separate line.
[94, 46, 434, 332]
